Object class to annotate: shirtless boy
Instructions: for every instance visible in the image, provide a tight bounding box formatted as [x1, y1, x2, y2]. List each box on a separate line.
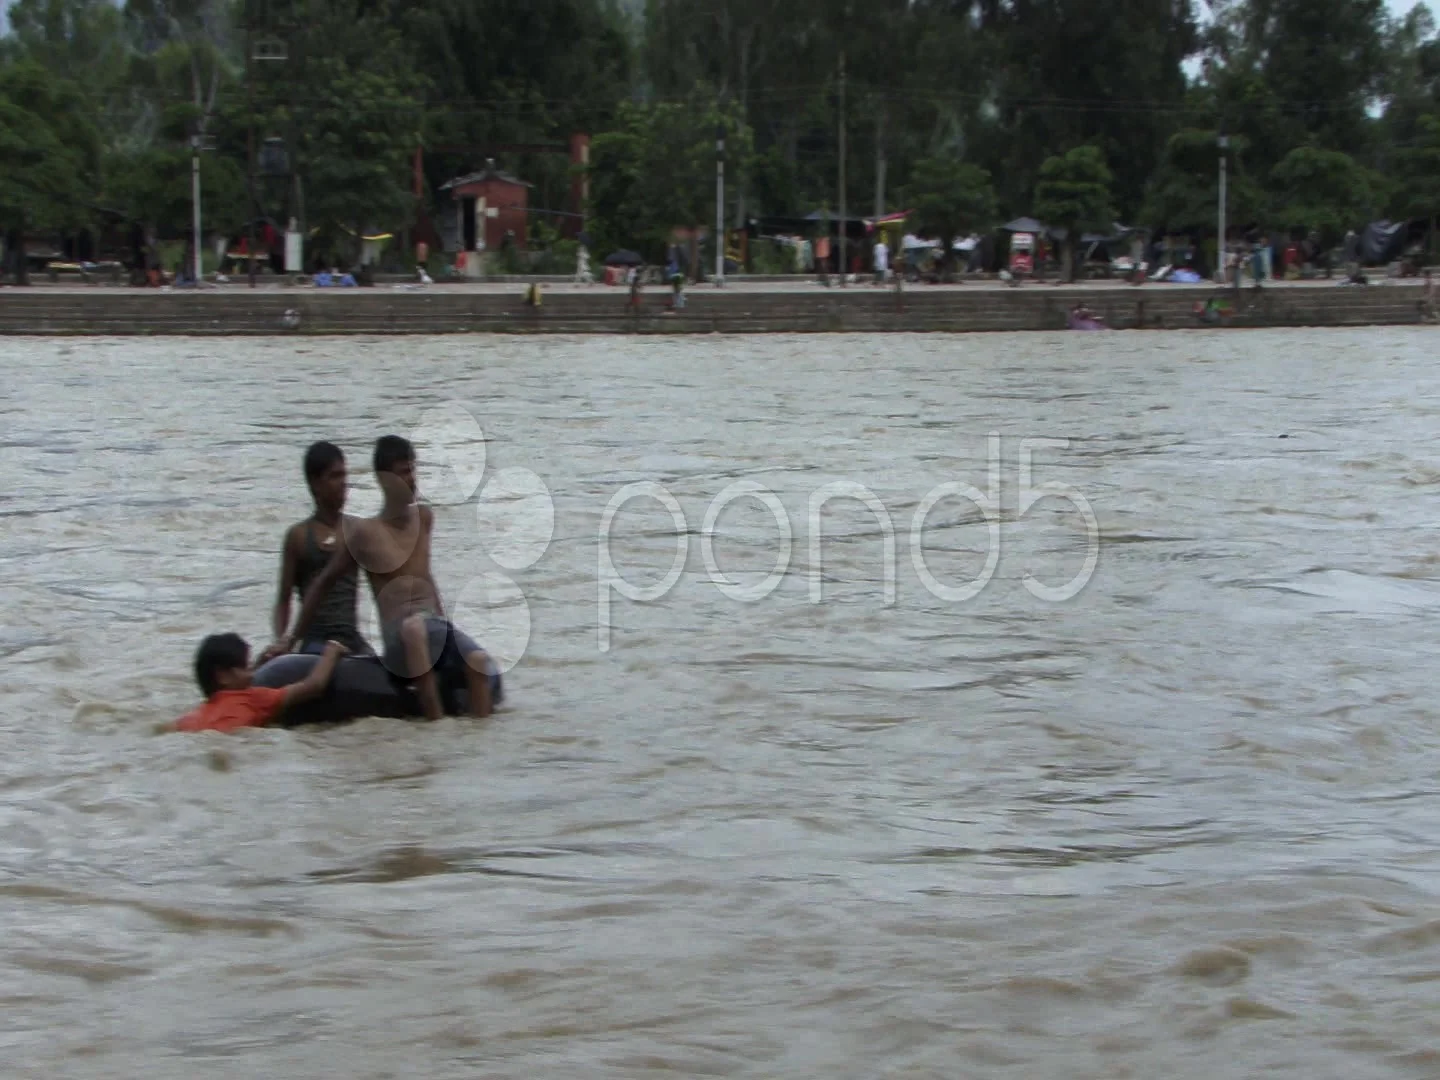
[260, 441, 373, 664]
[284, 435, 493, 721]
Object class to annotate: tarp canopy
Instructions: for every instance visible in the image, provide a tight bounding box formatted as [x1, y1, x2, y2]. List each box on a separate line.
[1356, 221, 1408, 265]
[1082, 222, 1141, 244]
[1048, 222, 1141, 244]
[902, 233, 980, 251]
[1002, 217, 1045, 233]
[803, 210, 867, 224]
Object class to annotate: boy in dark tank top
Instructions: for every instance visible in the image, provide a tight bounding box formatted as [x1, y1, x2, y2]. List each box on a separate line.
[260, 441, 374, 663]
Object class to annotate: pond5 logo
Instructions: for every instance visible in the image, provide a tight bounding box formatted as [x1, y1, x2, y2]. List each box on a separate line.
[409, 403, 553, 673]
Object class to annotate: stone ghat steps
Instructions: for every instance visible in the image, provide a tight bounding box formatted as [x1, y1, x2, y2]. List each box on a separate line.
[0, 285, 1430, 335]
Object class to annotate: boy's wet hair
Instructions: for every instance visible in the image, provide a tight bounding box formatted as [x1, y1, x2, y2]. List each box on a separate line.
[194, 633, 249, 697]
[373, 434, 414, 474]
[304, 441, 345, 483]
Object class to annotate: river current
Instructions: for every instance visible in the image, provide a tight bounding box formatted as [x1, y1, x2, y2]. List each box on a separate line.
[4, 329, 1440, 1077]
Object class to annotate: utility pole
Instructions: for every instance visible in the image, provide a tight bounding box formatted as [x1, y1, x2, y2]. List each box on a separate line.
[188, 33, 207, 285]
[1218, 133, 1229, 286]
[190, 133, 203, 283]
[838, 49, 847, 287]
[715, 123, 725, 287]
[246, 2, 257, 287]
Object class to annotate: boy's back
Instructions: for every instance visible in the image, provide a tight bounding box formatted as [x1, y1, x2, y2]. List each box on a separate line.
[175, 636, 347, 734]
[176, 687, 288, 733]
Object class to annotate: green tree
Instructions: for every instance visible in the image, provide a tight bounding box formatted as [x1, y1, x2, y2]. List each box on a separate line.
[1, 0, 1430, 280]
[644, 0, 790, 120]
[3, 0, 130, 81]
[1268, 145, 1380, 249]
[644, 0, 805, 227]
[0, 60, 98, 282]
[1390, 113, 1440, 256]
[1033, 144, 1114, 281]
[976, 0, 1197, 219]
[587, 97, 754, 274]
[401, 0, 632, 216]
[1206, 0, 1389, 172]
[905, 156, 997, 279]
[106, 144, 247, 249]
[246, 0, 428, 267]
[1142, 128, 1265, 233]
[296, 62, 426, 264]
[642, 0, 934, 226]
[1377, 3, 1440, 143]
[115, 2, 239, 263]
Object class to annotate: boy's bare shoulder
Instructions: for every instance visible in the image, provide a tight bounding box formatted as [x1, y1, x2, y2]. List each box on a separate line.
[282, 521, 307, 555]
[341, 513, 378, 549]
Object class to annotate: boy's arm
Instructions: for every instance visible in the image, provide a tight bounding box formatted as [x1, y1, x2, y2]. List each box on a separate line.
[421, 506, 445, 617]
[260, 527, 303, 662]
[271, 526, 301, 639]
[275, 640, 347, 716]
[286, 535, 359, 648]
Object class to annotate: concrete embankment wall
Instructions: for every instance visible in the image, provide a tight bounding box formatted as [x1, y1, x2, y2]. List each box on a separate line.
[0, 283, 1430, 336]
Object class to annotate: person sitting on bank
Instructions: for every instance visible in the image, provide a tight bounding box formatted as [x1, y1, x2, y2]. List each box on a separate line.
[260, 441, 374, 665]
[313, 267, 357, 288]
[175, 635, 347, 733]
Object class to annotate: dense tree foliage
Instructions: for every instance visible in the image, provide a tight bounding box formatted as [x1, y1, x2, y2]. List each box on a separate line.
[1033, 145, 1116, 279]
[3, 0, 1440, 272]
[905, 157, 998, 278]
[587, 97, 752, 264]
[1268, 146, 1381, 248]
[0, 58, 98, 279]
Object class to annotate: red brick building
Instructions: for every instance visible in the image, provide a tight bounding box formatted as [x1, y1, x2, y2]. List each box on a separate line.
[441, 164, 532, 254]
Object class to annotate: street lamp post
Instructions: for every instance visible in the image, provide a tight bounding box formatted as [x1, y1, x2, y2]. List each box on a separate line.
[1218, 133, 1229, 286]
[837, 49, 847, 287]
[190, 133, 203, 283]
[244, 8, 288, 287]
[715, 123, 725, 288]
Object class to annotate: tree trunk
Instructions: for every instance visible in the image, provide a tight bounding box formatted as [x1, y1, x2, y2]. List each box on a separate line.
[874, 104, 886, 220]
[736, 29, 750, 256]
[297, 173, 307, 250]
[8, 227, 29, 286]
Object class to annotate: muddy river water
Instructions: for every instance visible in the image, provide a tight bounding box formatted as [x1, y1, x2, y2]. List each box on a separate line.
[4, 329, 1440, 1077]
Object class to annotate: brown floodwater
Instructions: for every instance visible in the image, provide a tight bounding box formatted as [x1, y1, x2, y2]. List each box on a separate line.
[4, 329, 1440, 1077]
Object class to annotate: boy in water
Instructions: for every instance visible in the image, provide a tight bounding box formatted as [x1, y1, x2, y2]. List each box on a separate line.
[260, 441, 373, 663]
[285, 435, 494, 721]
[175, 635, 347, 733]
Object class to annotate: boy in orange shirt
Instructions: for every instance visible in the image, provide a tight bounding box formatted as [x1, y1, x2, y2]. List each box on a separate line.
[175, 634, 347, 733]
